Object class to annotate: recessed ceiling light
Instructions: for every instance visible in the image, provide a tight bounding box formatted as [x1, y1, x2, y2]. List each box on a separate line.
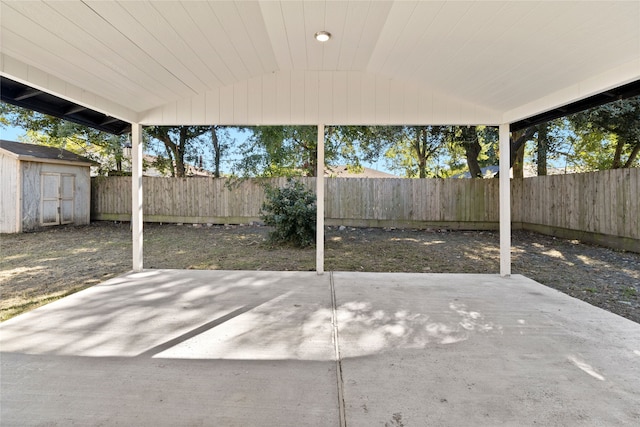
[314, 31, 331, 42]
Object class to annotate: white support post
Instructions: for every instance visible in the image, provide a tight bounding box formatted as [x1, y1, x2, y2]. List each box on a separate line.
[499, 123, 511, 277]
[316, 124, 325, 275]
[131, 123, 143, 272]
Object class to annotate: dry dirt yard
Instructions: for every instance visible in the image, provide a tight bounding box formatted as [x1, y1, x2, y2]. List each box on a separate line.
[1, 222, 638, 323]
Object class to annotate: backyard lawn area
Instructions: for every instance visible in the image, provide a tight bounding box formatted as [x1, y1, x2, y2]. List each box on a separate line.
[1, 222, 638, 323]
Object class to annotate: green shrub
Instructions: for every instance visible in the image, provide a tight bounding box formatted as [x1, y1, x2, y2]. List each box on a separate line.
[261, 178, 316, 247]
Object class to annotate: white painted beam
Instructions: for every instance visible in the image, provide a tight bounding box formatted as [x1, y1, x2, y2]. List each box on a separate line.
[316, 124, 325, 275]
[499, 124, 511, 277]
[131, 123, 143, 272]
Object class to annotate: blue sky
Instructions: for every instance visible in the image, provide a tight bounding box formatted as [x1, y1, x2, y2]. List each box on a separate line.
[1, 125, 24, 141]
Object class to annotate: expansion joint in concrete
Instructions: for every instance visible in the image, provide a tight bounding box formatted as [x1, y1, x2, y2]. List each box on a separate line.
[330, 271, 347, 427]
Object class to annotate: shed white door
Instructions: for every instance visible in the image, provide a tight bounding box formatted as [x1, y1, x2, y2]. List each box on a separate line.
[40, 173, 75, 226]
[59, 174, 75, 224]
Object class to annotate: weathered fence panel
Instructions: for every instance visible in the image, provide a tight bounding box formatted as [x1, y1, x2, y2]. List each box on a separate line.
[93, 176, 501, 229]
[512, 168, 639, 250]
[323, 178, 499, 228]
[92, 168, 639, 251]
[92, 176, 299, 224]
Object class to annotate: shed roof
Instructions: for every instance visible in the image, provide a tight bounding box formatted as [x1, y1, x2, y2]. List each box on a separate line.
[0, 140, 96, 166]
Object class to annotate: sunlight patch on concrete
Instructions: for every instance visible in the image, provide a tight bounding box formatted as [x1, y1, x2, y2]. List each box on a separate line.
[568, 355, 605, 381]
[128, 270, 162, 279]
[149, 289, 336, 361]
[337, 300, 501, 357]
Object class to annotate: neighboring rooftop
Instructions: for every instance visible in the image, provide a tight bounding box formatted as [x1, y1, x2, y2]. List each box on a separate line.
[454, 165, 575, 179]
[325, 165, 397, 178]
[0, 140, 96, 165]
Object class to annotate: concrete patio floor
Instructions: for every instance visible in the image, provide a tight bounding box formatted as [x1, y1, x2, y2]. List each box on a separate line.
[1, 270, 639, 426]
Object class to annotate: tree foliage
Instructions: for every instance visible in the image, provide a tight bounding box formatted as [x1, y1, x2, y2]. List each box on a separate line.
[567, 97, 640, 170]
[444, 126, 499, 178]
[383, 126, 445, 178]
[234, 124, 501, 179]
[235, 126, 319, 177]
[145, 126, 212, 177]
[210, 125, 233, 178]
[512, 97, 639, 176]
[4, 95, 637, 180]
[0, 102, 127, 175]
[233, 125, 399, 178]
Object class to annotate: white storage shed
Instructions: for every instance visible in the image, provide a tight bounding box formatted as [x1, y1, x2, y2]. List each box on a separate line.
[0, 140, 93, 233]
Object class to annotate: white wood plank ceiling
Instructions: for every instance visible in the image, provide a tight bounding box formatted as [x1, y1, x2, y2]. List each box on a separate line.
[1, 0, 639, 126]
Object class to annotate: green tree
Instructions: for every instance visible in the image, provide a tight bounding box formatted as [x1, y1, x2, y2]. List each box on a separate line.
[455, 126, 483, 178]
[513, 97, 640, 176]
[508, 126, 538, 178]
[528, 119, 569, 176]
[233, 125, 398, 178]
[444, 126, 499, 178]
[145, 126, 211, 177]
[239, 126, 319, 177]
[210, 126, 226, 178]
[567, 97, 640, 169]
[0, 102, 126, 175]
[329, 125, 399, 171]
[383, 126, 447, 178]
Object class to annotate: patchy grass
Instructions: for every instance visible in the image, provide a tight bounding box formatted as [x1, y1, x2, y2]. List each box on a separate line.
[0, 286, 89, 322]
[1, 222, 639, 323]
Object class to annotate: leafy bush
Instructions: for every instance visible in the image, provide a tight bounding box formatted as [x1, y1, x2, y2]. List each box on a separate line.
[261, 178, 316, 247]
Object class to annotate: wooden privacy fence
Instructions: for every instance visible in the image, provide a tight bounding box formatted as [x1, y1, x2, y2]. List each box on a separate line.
[91, 176, 500, 228]
[324, 177, 499, 228]
[92, 176, 294, 225]
[91, 168, 639, 251]
[511, 168, 639, 251]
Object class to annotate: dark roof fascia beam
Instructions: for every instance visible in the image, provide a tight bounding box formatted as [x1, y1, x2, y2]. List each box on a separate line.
[1, 77, 131, 135]
[510, 79, 640, 132]
[64, 105, 88, 116]
[14, 88, 42, 101]
[100, 117, 120, 126]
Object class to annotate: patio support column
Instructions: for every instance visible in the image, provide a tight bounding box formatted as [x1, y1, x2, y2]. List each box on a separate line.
[131, 123, 143, 272]
[499, 123, 511, 277]
[316, 124, 325, 275]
